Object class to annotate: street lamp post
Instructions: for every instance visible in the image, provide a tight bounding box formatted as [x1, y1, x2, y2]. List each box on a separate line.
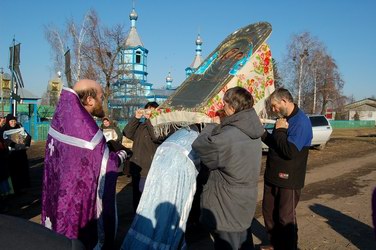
[294, 49, 309, 108]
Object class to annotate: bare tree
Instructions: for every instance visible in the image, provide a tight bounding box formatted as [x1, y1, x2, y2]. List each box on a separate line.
[81, 10, 127, 116]
[282, 32, 345, 114]
[272, 58, 283, 88]
[307, 49, 321, 113]
[283, 32, 320, 109]
[45, 10, 128, 116]
[45, 13, 90, 85]
[317, 54, 344, 114]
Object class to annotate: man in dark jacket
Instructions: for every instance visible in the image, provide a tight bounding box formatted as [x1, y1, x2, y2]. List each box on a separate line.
[192, 87, 264, 250]
[123, 102, 161, 212]
[261, 88, 312, 250]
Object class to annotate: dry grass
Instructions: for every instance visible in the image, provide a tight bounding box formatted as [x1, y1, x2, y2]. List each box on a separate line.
[331, 127, 376, 137]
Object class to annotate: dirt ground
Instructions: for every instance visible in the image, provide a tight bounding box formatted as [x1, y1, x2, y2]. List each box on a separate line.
[2, 127, 376, 249]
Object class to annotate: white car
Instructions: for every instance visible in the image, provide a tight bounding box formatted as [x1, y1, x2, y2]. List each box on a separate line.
[308, 115, 333, 149]
[261, 115, 332, 151]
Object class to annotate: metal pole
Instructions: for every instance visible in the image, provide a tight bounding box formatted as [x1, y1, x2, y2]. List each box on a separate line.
[10, 38, 17, 117]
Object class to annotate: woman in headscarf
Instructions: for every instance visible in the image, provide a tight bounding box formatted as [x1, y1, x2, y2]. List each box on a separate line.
[100, 117, 123, 144]
[2, 114, 31, 194]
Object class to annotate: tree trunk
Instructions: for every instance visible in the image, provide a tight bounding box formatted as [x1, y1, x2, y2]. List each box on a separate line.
[103, 80, 111, 117]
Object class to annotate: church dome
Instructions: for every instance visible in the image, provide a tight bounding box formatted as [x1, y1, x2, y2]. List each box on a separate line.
[130, 8, 138, 20]
[166, 72, 173, 82]
[196, 35, 203, 46]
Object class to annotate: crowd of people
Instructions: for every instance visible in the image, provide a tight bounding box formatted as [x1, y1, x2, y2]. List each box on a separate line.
[0, 79, 316, 250]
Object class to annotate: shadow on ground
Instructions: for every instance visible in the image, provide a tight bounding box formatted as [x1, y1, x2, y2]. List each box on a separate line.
[3, 157, 44, 221]
[2, 155, 270, 250]
[310, 203, 376, 250]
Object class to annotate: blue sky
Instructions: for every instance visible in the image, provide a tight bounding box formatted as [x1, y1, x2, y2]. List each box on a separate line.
[0, 0, 375, 101]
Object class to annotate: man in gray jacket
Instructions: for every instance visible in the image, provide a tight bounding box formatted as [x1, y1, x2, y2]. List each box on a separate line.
[192, 87, 264, 250]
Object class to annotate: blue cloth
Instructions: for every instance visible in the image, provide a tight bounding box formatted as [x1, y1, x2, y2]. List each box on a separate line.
[287, 110, 312, 151]
[121, 128, 199, 250]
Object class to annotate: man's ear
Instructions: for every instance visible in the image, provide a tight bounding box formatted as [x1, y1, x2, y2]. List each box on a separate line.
[230, 106, 236, 114]
[86, 96, 95, 107]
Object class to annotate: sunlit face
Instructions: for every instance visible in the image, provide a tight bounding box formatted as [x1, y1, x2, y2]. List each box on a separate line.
[270, 98, 288, 117]
[142, 106, 156, 119]
[223, 101, 235, 116]
[103, 119, 110, 127]
[9, 119, 17, 128]
[91, 89, 105, 118]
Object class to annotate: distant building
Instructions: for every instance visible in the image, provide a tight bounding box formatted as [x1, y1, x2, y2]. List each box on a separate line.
[1, 86, 40, 138]
[342, 98, 376, 121]
[108, 7, 207, 120]
[109, 7, 175, 119]
[185, 34, 203, 77]
[325, 108, 336, 120]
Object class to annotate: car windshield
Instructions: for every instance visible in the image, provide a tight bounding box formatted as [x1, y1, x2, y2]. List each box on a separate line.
[309, 116, 329, 127]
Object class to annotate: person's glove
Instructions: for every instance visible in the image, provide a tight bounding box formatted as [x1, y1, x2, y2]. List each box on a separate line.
[116, 150, 128, 165]
[117, 148, 133, 164]
[14, 144, 26, 151]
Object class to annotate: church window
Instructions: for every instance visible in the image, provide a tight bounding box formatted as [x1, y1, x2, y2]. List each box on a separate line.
[136, 51, 142, 64]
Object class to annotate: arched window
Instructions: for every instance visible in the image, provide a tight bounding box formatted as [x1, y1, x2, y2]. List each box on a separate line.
[136, 51, 142, 64]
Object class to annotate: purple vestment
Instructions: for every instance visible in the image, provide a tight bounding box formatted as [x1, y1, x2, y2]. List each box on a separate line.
[41, 88, 119, 249]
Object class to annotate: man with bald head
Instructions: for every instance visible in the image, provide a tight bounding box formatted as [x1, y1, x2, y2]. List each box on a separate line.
[73, 79, 105, 118]
[42, 79, 127, 249]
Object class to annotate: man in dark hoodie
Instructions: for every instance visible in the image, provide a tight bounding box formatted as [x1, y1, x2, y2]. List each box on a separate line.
[123, 101, 161, 212]
[261, 88, 312, 250]
[192, 87, 264, 250]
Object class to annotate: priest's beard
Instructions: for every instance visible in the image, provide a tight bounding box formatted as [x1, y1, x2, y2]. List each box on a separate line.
[92, 102, 105, 118]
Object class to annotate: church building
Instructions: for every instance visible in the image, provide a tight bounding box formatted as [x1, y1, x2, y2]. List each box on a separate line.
[109, 7, 204, 119]
[185, 34, 203, 78]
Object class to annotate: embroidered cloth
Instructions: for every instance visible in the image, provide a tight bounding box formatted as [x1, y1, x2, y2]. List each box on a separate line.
[150, 22, 275, 136]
